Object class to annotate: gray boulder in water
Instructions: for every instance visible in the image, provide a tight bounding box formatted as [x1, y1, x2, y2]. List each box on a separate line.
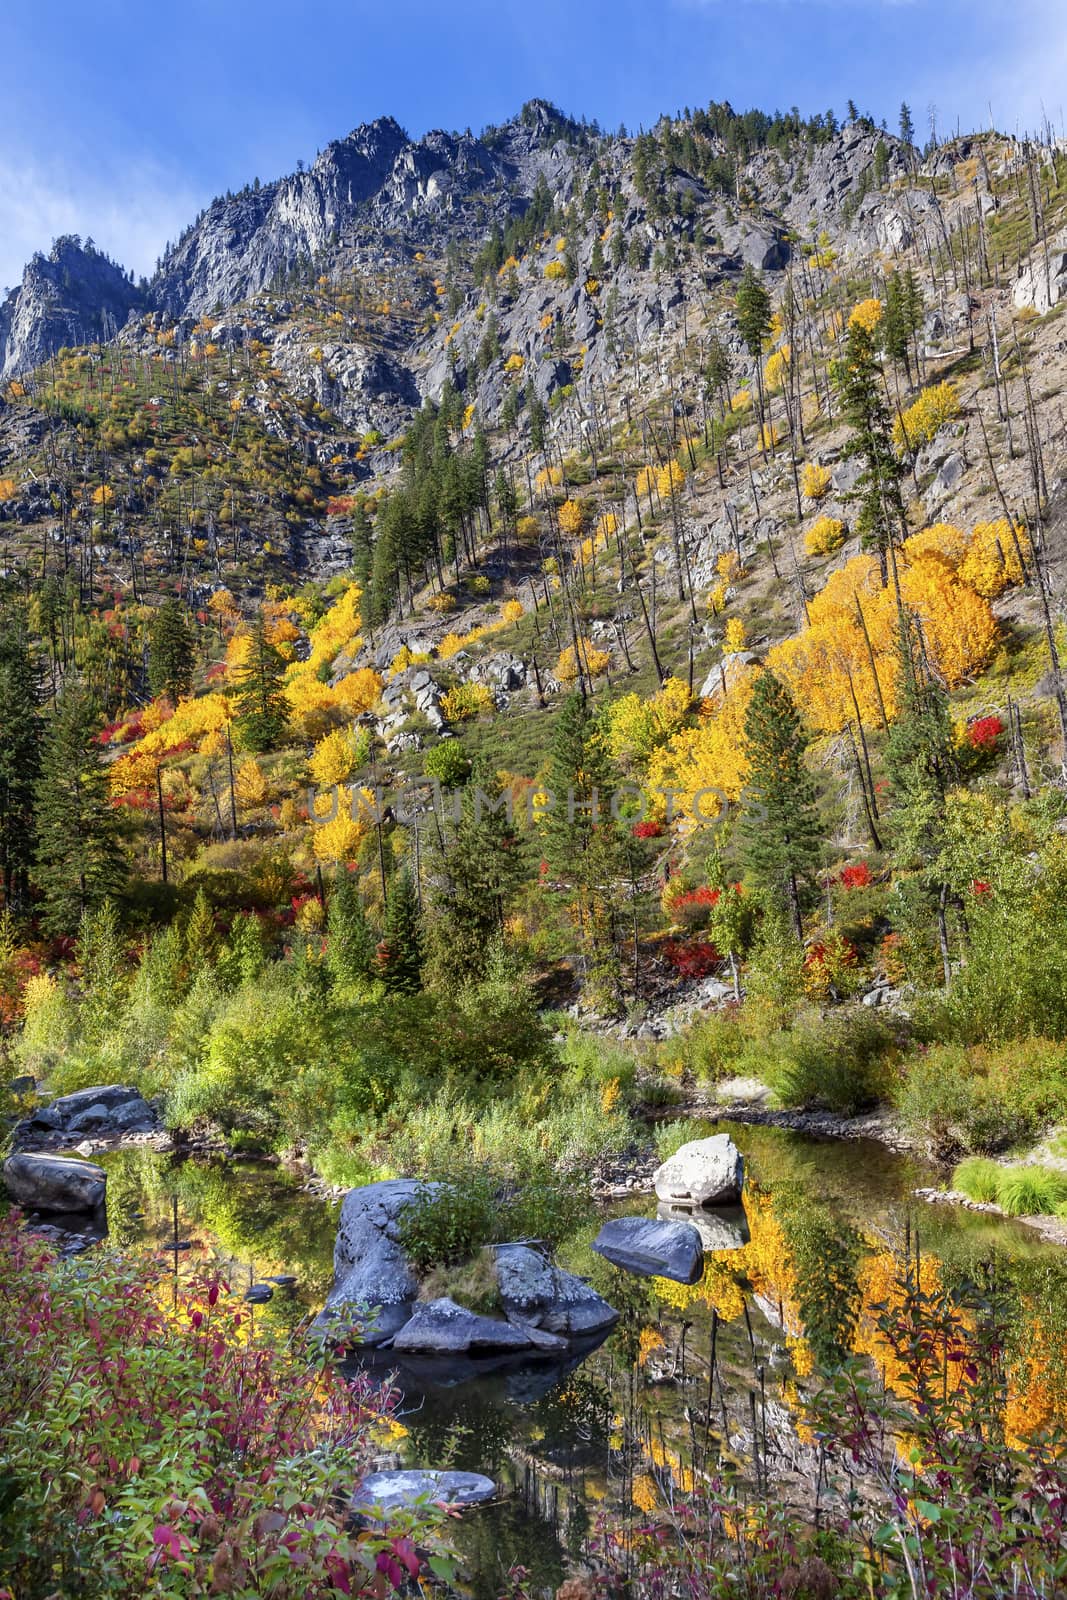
[592, 1215, 704, 1283]
[494, 1243, 618, 1337]
[392, 1296, 533, 1353]
[653, 1133, 744, 1206]
[3, 1153, 106, 1212]
[319, 1178, 438, 1344]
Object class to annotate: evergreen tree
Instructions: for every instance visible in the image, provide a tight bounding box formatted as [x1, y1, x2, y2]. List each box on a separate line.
[377, 865, 423, 993]
[148, 598, 196, 703]
[884, 269, 923, 384]
[0, 614, 43, 907]
[326, 867, 374, 988]
[427, 760, 525, 985]
[886, 614, 958, 981]
[233, 624, 289, 753]
[735, 265, 773, 442]
[34, 688, 125, 935]
[541, 693, 626, 999]
[525, 382, 547, 451]
[183, 887, 219, 974]
[740, 671, 822, 941]
[78, 898, 127, 1042]
[899, 102, 915, 148]
[831, 320, 906, 585]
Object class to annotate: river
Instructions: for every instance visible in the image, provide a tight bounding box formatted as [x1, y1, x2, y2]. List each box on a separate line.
[89, 1123, 1067, 1597]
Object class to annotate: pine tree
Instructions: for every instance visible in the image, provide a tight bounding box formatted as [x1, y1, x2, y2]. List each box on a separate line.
[148, 598, 196, 703]
[377, 865, 423, 993]
[0, 613, 43, 907]
[34, 689, 125, 935]
[740, 670, 822, 941]
[327, 867, 375, 989]
[541, 693, 625, 1000]
[233, 624, 289, 753]
[79, 898, 128, 1042]
[884, 269, 923, 384]
[831, 320, 906, 585]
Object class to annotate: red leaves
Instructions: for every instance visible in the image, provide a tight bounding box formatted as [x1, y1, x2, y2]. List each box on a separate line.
[662, 939, 721, 978]
[968, 714, 1004, 750]
[632, 819, 665, 838]
[839, 861, 873, 890]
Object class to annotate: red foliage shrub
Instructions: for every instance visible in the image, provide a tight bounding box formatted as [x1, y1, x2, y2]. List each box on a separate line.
[839, 862, 873, 890]
[968, 715, 1004, 750]
[662, 939, 721, 978]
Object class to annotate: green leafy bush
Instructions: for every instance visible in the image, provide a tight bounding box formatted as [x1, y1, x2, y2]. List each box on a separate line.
[897, 1039, 1067, 1158]
[744, 1008, 899, 1114]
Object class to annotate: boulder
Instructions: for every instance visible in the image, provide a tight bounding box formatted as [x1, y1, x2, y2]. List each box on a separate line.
[1014, 242, 1067, 315]
[4, 1153, 106, 1213]
[653, 1134, 744, 1207]
[322, 1178, 440, 1344]
[353, 1469, 495, 1517]
[592, 1216, 704, 1284]
[392, 1297, 532, 1353]
[25, 1083, 156, 1140]
[494, 1243, 618, 1337]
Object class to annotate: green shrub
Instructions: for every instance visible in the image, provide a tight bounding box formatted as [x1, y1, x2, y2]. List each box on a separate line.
[396, 1160, 591, 1273]
[397, 1176, 500, 1272]
[746, 1008, 899, 1115]
[653, 1120, 695, 1161]
[952, 1157, 1003, 1204]
[897, 1039, 1067, 1158]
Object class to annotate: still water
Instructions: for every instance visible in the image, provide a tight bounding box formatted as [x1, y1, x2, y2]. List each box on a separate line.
[92, 1124, 1067, 1597]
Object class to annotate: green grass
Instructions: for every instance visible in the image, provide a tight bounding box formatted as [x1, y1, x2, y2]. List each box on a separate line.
[952, 1157, 1003, 1204]
[996, 1167, 1067, 1217]
[953, 1157, 1067, 1216]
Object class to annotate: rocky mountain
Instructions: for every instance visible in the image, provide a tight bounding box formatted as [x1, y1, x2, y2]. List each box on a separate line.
[0, 236, 144, 379]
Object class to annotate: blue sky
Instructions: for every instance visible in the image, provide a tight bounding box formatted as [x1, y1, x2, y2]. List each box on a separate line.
[3, 0, 1063, 291]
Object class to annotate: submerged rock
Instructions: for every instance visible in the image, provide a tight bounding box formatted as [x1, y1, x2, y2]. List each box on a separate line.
[4, 1153, 107, 1213]
[592, 1215, 704, 1283]
[353, 1468, 496, 1517]
[653, 1134, 744, 1207]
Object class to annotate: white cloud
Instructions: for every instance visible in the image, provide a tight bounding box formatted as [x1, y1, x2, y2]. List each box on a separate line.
[0, 154, 205, 295]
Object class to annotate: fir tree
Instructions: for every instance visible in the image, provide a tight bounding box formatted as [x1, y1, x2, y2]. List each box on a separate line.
[427, 760, 525, 985]
[148, 598, 196, 703]
[377, 865, 423, 993]
[735, 264, 773, 445]
[886, 613, 958, 982]
[899, 102, 915, 148]
[326, 867, 374, 988]
[831, 319, 906, 585]
[740, 670, 822, 941]
[233, 624, 289, 753]
[0, 613, 43, 907]
[34, 689, 125, 935]
[183, 886, 219, 973]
